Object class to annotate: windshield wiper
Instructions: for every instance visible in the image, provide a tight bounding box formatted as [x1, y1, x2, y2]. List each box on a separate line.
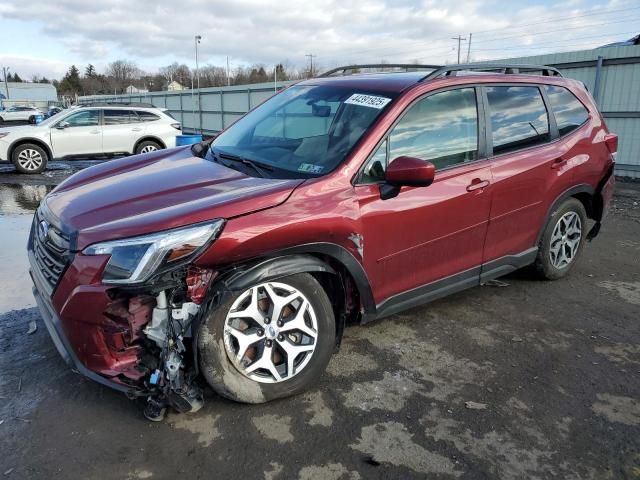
[215, 152, 273, 178]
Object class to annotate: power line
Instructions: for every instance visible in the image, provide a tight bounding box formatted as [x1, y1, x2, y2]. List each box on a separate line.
[331, 15, 640, 65]
[327, 5, 640, 60]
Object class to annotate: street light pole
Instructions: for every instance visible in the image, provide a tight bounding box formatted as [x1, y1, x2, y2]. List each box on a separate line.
[195, 35, 201, 90]
[195, 35, 202, 135]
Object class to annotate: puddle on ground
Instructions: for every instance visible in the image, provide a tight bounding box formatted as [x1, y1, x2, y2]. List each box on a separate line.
[0, 215, 35, 312]
[0, 183, 53, 215]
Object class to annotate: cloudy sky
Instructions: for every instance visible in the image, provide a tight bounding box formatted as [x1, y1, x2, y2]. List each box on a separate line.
[0, 0, 638, 80]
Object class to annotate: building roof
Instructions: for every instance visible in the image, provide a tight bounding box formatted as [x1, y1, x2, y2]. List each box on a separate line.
[2, 82, 57, 101]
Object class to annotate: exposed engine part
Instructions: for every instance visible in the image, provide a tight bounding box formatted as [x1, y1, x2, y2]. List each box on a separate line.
[142, 288, 204, 418]
[143, 396, 168, 422]
[143, 291, 170, 348]
[165, 350, 182, 382]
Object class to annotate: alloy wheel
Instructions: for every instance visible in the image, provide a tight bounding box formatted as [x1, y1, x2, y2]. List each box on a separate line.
[140, 145, 158, 153]
[223, 281, 318, 384]
[549, 211, 582, 269]
[17, 148, 44, 172]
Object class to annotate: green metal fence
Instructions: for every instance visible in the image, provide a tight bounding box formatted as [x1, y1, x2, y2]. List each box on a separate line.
[79, 44, 640, 177]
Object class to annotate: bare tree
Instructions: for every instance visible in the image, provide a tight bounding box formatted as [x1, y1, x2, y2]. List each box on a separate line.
[106, 59, 140, 93]
[159, 62, 192, 87]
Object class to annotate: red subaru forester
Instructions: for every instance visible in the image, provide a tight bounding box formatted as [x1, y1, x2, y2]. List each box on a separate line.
[29, 63, 617, 420]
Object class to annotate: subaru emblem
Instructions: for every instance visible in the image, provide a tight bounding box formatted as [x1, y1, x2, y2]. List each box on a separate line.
[38, 220, 50, 243]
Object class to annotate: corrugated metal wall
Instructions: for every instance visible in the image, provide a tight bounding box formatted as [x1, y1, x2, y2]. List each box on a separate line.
[484, 44, 640, 178]
[79, 44, 640, 177]
[79, 81, 295, 136]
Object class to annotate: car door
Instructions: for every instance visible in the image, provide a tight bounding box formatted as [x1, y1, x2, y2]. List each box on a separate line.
[354, 87, 493, 307]
[49, 109, 102, 157]
[481, 84, 575, 267]
[102, 109, 142, 154]
[3, 107, 20, 121]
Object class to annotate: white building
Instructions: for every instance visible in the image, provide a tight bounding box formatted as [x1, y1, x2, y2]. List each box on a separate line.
[0, 82, 58, 109]
[125, 85, 149, 94]
[167, 81, 184, 91]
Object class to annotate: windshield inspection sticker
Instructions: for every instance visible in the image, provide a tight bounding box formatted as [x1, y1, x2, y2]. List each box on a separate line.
[298, 163, 324, 174]
[344, 93, 392, 109]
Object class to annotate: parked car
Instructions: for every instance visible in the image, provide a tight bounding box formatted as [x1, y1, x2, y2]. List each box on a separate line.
[0, 105, 45, 124]
[46, 106, 64, 118]
[28, 63, 616, 420]
[0, 104, 181, 173]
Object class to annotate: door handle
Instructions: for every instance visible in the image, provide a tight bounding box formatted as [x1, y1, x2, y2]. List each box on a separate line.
[89, 130, 100, 134]
[466, 178, 490, 192]
[132, 127, 142, 132]
[551, 157, 567, 169]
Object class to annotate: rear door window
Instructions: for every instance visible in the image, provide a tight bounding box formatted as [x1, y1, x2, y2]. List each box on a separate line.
[486, 86, 549, 155]
[543, 85, 589, 136]
[104, 109, 137, 125]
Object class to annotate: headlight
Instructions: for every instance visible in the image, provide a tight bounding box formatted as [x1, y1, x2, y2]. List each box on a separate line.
[83, 220, 224, 284]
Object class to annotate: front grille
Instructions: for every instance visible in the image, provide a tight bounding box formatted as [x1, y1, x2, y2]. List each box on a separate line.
[30, 209, 72, 293]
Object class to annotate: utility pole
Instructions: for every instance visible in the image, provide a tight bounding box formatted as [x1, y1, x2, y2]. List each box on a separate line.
[452, 35, 466, 64]
[226, 56, 230, 86]
[2, 67, 10, 99]
[466, 33, 472, 63]
[305, 54, 316, 78]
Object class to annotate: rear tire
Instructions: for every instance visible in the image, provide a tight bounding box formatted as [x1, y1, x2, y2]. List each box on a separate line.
[12, 143, 49, 174]
[533, 198, 587, 280]
[198, 273, 335, 403]
[135, 140, 162, 155]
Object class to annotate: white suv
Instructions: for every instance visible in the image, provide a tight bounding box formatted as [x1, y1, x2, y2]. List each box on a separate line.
[0, 105, 181, 173]
[0, 105, 45, 123]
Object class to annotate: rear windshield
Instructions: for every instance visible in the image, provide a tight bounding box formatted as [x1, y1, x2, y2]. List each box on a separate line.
[210, 85, 397, 178]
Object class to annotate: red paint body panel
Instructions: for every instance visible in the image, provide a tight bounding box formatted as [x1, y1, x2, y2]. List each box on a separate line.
[31, 72, 617, 386]
[47, 146, 303, 250]
[356, 161, 493, 302]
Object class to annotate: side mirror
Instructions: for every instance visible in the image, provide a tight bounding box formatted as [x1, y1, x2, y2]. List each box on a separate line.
[56, 122, 70, 130]
[380, 156, 435, 200]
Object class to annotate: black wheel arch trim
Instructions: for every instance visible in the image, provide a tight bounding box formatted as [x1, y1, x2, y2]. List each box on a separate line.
[212, 242, 376, 316]
[535, 183, 595, 246]
[9, 137, 53, 162]
[134, 136, 166, 152]
[225, 254, 336, 291]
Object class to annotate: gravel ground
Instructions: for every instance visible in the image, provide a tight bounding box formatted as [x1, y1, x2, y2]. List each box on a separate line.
[0, 163, 639, 480]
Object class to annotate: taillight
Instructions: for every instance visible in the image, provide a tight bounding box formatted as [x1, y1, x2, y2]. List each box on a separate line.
[171, 122, 181, 130]
[604, 133, 618, 155]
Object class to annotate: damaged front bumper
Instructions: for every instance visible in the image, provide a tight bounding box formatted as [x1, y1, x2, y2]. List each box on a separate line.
[29, 255, 142, 395]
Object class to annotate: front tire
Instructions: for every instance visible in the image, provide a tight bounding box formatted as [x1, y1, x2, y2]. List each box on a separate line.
[534, 198, 587, 280]
[12, 143, 49, 174]
[135, 140, 162, 155]
[198, 273, 335, 403]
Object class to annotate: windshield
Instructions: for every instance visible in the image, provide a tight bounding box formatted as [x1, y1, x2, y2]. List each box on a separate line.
[209, 85, 397, 178]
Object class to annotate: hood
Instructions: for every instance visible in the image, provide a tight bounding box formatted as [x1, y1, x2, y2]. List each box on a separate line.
[45, 146, 304, 250]
[0, 124, 45, 135]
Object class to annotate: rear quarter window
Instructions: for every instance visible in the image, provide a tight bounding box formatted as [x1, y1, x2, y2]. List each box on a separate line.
[543, 85, 590, 136]
[136, 111, 161, 122]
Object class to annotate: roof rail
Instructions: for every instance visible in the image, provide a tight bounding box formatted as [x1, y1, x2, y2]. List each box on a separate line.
[77, 101, 157, 108]
[319, 64, 441, 77]
[420, 63, 563, 81]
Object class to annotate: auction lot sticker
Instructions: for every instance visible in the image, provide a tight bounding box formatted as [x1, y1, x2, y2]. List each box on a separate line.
[344, 94, 392, 109]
